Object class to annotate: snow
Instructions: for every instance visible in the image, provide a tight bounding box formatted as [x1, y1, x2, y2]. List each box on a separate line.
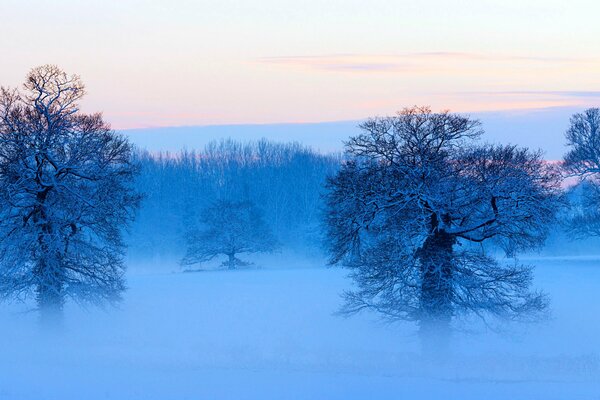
[0, 256, 599, 399]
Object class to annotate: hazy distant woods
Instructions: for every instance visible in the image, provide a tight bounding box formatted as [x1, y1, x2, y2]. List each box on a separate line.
[127, 140, 341, 260]
[126, 117, 600, 264]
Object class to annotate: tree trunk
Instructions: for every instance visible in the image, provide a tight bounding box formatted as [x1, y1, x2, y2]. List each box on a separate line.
[418, 227, 455, 355]
[35, 219, 64, 328]
[36, 284, 64, 328]
[32, 189, 64, 326]
[227, 253, 236, 270]
[36, 266, 64, 328]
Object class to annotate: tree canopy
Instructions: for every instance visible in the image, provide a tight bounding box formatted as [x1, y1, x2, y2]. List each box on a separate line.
[324, 106, 561, 338]
[0, 65, 139, 321]
[182, 199, 278, 269]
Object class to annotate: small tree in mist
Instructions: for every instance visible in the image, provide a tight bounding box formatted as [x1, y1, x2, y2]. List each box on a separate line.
[324, 106, 561, 350]
[0, 65, 139, 324]
[563, 108, 600, 237]
[182, 200, 278, 269]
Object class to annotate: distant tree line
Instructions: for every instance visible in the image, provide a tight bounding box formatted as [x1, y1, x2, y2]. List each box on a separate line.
[127, 140, 341, 260]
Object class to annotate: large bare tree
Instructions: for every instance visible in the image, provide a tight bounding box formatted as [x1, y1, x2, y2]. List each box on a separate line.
[0, 65, 139, 323]
[324, 106, 562, 348]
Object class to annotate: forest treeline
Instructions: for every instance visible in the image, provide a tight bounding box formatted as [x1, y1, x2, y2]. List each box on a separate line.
[126, 140, 341, 260]
[125, 139, 599, 264]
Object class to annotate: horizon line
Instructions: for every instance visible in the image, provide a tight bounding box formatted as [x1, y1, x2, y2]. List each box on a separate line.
[117, 104, 587, 132]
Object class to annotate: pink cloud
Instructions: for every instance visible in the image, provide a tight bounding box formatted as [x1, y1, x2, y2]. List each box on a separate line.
[255, 52, 586, 74]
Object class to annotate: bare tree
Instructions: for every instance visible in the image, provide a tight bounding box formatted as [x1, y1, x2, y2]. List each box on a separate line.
[324, 106, 562, 348]
[0, 65, 140, 323]
[181, 200, 278, 269]
[563, 108, 600, 236]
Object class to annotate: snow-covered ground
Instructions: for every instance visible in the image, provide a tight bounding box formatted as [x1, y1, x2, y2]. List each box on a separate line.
[0, 257, 599, 399]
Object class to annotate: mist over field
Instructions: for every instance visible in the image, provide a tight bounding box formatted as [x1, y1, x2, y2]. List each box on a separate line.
[1, 256, 599, 399]
[3, 0, 600, 398]
[1, 108, 600, 399]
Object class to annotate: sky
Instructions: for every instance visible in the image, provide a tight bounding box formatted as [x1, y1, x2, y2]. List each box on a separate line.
[1, 0, 600, 129]
[123, 107, 576, 159]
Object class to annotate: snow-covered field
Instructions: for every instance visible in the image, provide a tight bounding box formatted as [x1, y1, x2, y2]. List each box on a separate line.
[1, 257, 599, 399]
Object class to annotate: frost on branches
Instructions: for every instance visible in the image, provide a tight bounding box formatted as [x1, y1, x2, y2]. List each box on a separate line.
[0, 65, 140, 323]
[324, 106, 562, 344]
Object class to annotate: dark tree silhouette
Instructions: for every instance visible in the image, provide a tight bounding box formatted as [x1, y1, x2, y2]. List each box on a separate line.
[0, 65, 140, 323]
[324, 106, 561, 348]
[563, 108, 600, 237]
[182, 200, 278, 269]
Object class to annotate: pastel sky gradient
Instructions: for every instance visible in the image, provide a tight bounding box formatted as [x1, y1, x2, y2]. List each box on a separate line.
[2, 0, 600, 129]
